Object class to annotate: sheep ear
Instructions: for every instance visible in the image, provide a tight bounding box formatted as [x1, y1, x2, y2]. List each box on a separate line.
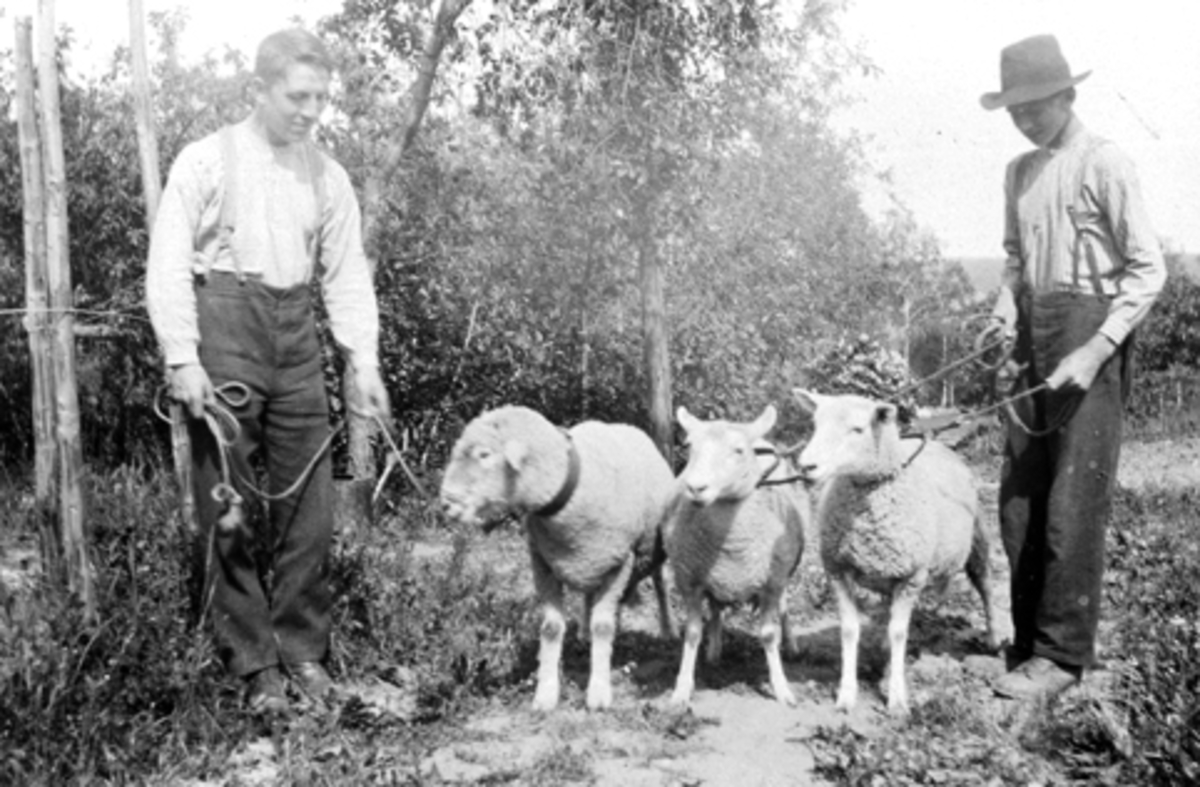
[502, 438, 528, 470]
[676, 406, 697, 430]
[873, 403, 898, 427]
[751, 404, 777, 438]
[792, 389, 819, 415]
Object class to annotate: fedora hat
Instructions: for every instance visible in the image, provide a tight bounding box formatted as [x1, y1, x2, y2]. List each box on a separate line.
[980, 34, 1090, 111]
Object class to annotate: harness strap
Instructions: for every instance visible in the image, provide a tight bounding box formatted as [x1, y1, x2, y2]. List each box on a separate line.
[535, 430, 581, 518]
[304, 141, 326, 269]
[218, 126, 243, 281]
[196, 125, 327, 281]
[1065, 135, 1108, 298]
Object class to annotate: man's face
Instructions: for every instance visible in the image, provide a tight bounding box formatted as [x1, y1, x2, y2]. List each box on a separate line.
[254, 62, 330, 146]
[1007, 92, 1072, 149]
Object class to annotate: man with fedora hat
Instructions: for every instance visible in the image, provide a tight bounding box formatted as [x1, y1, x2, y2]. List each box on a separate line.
[981, 34, 1166, 700]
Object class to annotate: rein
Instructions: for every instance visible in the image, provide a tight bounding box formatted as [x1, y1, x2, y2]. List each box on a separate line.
[754, 446, 807, 488]
[155, 382, 430, 527]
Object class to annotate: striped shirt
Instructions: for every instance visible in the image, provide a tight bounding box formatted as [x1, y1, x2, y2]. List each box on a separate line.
[146, 117, 380, 369]
[1002, 126, 1166, 345]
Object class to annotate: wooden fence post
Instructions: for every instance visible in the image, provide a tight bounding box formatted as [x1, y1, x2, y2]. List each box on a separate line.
[127, 0, 197, 536]
[34, 0, 96, 617]
[14, 13, 60, 566]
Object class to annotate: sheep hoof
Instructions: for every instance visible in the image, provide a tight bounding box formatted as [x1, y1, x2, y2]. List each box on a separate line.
[669, 688, 692, 707]
[886, 699, 910, 718]
[586, 685, 613, 711]
[834, 691, 857, 712]
[775, 687, 797, 706]
[531, 692, 558, 712]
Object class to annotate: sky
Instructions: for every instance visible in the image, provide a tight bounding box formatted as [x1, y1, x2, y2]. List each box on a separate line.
[832, 0, 1200, 259]
[5, 0, 1199, 259]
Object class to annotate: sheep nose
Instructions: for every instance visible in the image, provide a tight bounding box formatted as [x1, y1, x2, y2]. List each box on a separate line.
[684, 482, 708, 500]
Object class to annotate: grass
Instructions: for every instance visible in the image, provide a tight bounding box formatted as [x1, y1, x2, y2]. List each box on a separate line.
[2, 430, 1199, 784]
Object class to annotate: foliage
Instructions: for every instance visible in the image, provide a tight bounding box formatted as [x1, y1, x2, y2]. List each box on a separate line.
[0, 467, 533, 784]
[1105, 487, 1200, 784]
[0, 15, 250, 470]
[1133, 254, 1200, 373]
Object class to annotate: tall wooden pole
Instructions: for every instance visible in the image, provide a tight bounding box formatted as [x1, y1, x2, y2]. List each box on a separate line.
[128, 0, 196, 535]
[37, 0, 96, 617]
[14, 14, 59, 562]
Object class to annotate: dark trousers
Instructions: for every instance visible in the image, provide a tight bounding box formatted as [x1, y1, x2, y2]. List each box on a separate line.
[190, 272, 334, 678]
[1000, 290, 1126, 670]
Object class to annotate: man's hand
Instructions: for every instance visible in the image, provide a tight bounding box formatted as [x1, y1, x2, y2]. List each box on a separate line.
[351, 364, 392, 422]
[168, 363, 215, 419]
[991, 285, 1018, 339]
[1045, 334, 1117, 392]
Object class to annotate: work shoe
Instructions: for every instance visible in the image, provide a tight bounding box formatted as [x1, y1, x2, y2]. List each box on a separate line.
[245, 666, 289, 715]
[992, 656, 1080, 701]
[288, 661, 337, 705]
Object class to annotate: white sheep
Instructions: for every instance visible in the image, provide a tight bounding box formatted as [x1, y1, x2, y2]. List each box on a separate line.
[439, 405, 675, 711]
[666, 405, 810, 706]
[793, 389, 1004, 715]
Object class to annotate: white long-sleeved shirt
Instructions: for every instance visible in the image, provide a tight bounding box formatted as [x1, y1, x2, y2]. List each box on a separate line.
[146, 117, 380, 369]
[1001, 126, 1166, 345]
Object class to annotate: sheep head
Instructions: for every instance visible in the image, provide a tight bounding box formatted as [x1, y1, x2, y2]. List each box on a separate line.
[439, 407, 546, 527]
[793, 389, 904, 484]
[677, 404, 778, 505]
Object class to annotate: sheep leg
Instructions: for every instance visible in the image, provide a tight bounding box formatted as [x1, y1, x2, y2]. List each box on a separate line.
[582, 591, 594, 645]
[831, 575, 861, 711]
[780, 590, 799, 660]
[652, 564, 675, 639]
[703, 598, 724, 666]
[531, 552, 566, 711]
[967, 517, 1005, 652]
[670, 590, 705, 705]
[759, 589, 796, 705]
[584, 556, 634, 710]
[884, 581, 921, 716]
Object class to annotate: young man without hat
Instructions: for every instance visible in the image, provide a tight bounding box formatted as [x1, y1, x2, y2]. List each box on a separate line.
[980, 34, 1166, 700]
[146, 28, 391, 714]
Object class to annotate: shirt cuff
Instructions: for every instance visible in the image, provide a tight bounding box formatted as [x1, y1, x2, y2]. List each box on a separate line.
[164, 344, 201, 368]
[1098, 319, 1130, 347]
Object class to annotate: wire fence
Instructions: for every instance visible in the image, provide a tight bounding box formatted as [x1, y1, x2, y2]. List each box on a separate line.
[1126, 368, 1200, 441]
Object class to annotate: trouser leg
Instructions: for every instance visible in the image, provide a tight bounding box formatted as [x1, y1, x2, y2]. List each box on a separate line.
[266, 368, 334, 666]
[1001, 291, 1124, 670]
[999, 401, 1050, 662]
[189, 374, 275, 678]
[1037, 341, 1123, 668]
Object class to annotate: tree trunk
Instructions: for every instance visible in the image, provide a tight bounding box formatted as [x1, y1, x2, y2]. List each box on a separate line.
[350, 0, 473, 499]
[637, 205, 673, 467]
[14, 15, 58, 559]
[127, 0, 197, 536]
[37, 0, 96, 618]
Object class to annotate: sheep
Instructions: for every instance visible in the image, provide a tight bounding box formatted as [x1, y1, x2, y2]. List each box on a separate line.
[793, 389, 1004, 715]
[439, 405, 676, 711]
[665, 404, 810, 706]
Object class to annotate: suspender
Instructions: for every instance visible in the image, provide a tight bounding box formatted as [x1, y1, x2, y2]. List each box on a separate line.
[194, 124, 326, 282]
[218, 127, 242, 280]
[1066, 136, 1106, 297]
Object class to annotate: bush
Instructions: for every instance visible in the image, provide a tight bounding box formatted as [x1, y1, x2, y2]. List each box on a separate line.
[0, 466, 538, 784]
[1106, 487, 1200, 784]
